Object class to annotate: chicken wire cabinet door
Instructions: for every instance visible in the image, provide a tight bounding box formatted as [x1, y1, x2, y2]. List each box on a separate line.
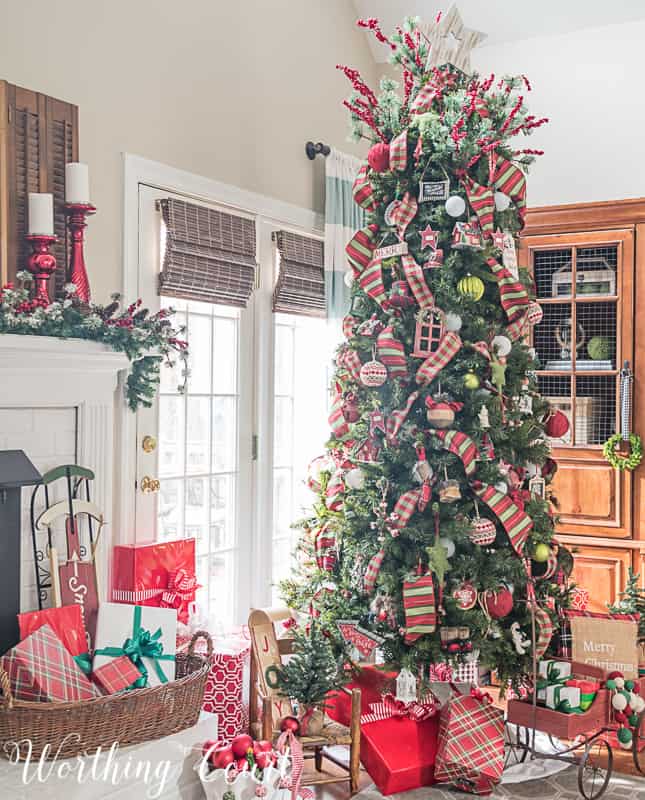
[520, 227, 634, 539]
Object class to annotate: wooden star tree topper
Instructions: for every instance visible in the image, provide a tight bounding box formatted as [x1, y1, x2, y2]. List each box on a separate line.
[424, 5, 486, 74]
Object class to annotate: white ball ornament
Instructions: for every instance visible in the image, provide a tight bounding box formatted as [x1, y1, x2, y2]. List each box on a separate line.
[492, 335, 512, 357]
[439, 537, 455, 558]
[527, 301, 544, 326]
[612, 693, 628, 711]
[345, 467, 366, 490]
[344, 270, 355, 288]
[632, 695, 645, 713]
[360, 360, 388, 387]
[445, 195, 466, 217]
[494, 191, 511, 211]
[614, 676, 625, 690]
[444, 312, 463, 332]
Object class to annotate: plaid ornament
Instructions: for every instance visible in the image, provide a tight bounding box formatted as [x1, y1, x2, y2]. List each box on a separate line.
[471, 481, 532, 556]
[346, 224, 379, 276]
[314, 523, 337, 572]
[352, 162, 377, 211]
[390, 192, 418, 238]
[386, 391, 420, 444]
[389, 130, 408, 172]
[364, 548, 385, 593]
[92, 654, 142, 694]
[433, 430, 479, 476]
[411, 83, 439, 114]
[415, 332, 462, 386]
[403, 572, 437, 643]
[402, 253, 434, 308]
[461, 176, 494, 235]
[493, 155, 526, 224]
[434, 691, 505, 795]
[359, 258, 389, 307]
[487, 257, 529, 322]
[377, 326, 408, 379]
[1, 624, 99, 702]
[328, 384, 350, 439]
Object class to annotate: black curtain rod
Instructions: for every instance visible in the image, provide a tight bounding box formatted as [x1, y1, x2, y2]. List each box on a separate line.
[305, 141, 331, 160]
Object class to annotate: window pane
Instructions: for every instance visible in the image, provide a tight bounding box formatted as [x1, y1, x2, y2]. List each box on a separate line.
[211, 474, 236, 551]
[213, 316, 238, 394]
[212, 397, 237, 472]
[274, 324, 294, 395]
[158, 396, 185, 477]
[158, 478, 184, 540]
[273, 468, 293, 538]
[208, 550, 235, 622]
[185, 476, 209, 555]
[187, 314, 212, 394]
[274, 397, 294, 467]
[186, 397, 211, 474]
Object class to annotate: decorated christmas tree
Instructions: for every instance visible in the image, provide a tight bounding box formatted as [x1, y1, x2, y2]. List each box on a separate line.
[281, 13, 568, 686]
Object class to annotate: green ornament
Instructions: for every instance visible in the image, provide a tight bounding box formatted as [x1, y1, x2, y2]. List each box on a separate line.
[625, 680, 636, 692]
[629, 712, 640, 727]
[617, 726, 633, 745]
[606, 679, 617, 691]
[426, 540, 450, 585]
[463, 371, 480, 390]
[490, 358, 507, 391]
[587, 336, 612, 361]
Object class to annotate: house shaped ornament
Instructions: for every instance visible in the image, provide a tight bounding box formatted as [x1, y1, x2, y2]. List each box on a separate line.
[396, 667, 418, 703]
[452, 221, 484, 250]
[412, 307, 446, 358]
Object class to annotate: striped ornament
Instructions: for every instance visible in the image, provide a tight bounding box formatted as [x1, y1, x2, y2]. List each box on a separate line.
[410, 83, 439, 115]
[315, 524, 337, 572]
[403, 572, 437, 643]
[342, 314, 359, 338]
[415, 331, 463, 386]
[377, 326, 408, 378]
[389, 130, 408, 172]
[325, 469, 345, 511]
[433, 430, 479, 476]
[359, 258, 389, 308]
[461, 176, 495, 235]
[493, 155, 527, 224]
[390, 192, 418, 238]
[352, 162, 378, 212]
[364, 548, 385, 593]
[328, 385, 350, 439]
[386, 391, 420, 444]
[402, 254, 434, 308]
[392, 487, 423, 532]
[471, 481, 533, 556]
[346, 224, 379, 277]
[487, 257, 530, 322]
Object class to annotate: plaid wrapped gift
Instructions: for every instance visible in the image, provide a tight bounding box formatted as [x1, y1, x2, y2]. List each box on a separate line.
[1, 624, 99, 702]
[427, 659, 480, 687]
[92, 654, 143, 694]
[434, 689, 505, 795]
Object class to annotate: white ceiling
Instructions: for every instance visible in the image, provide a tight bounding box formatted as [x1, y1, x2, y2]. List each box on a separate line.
[353, 1, 645, 61]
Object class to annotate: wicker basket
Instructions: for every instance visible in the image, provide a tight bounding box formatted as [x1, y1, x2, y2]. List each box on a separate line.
[0, 630, 212, 760]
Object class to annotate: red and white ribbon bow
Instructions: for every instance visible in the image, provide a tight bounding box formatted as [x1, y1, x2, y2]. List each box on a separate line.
[360, 692, 438, 725]
[276, 729, 314, 800]
[160, 568, 199, 611]
[470, 686, 494, 705]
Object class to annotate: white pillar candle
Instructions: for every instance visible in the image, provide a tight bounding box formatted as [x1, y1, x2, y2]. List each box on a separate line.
[28, 193, 54, 236]
[65, 162, 90, 204]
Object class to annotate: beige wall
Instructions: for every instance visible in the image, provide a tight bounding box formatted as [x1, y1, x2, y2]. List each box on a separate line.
[0, 0, 376, 301]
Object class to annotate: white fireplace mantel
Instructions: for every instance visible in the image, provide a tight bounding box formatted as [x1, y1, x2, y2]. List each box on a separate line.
[0, 334, 130, 605]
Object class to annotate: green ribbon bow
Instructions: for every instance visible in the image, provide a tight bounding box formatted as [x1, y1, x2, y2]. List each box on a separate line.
[73, 652, 93, 676]
[95, 605, 175, 688]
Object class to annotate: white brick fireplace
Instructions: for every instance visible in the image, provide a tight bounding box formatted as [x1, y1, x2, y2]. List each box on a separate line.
[0, 334, 129, 611]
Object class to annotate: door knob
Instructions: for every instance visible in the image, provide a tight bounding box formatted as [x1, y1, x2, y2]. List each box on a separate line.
[140, 475, 160, 493]
[142, 435, 157, 453]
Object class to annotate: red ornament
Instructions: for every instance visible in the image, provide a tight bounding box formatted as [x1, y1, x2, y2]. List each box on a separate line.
[482, 587, 514, 619]
[211, 744, 235, 770]
[202, 739, 220, 762]
[236, 757, 250, 772]
[253, 739, 273, 754]
[377, 609, 388, 622]
[342, 392, 360, 423]
[280, 715, 301, 735]
[231, 733, 254, 758]
[254, 750, 274, 769]
[453, 581, 478, 610]
[367, 142, 390, 173]
[544, 408, 570, 438]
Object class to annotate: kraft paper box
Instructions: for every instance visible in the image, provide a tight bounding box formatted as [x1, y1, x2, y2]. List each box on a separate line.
[93, 603, 177, 687]
[569, 612, 639, 680]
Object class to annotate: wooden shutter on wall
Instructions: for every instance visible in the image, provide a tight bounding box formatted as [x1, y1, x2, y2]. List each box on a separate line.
[0, 81, 78, 293]
[272, 230, 325, 317]
[159, 198, 257, 307]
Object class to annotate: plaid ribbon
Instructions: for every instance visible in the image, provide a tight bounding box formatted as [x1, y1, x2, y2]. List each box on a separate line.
[314, 524, 337, 571]
[364, 548, 385, 593]
[390, 191, 418, 238]
[471, 481, 532, 556]
[404, 571, 437, 642]
[338, 347, 362, 382]
[411, 83, 439, 114]
[402, 253, 434, 307]
[487, 257, 530, 321]
[345, 224, 379, 276]
[328, 384, 350, 439]
[393, 487, 424, 532]
[342, 314, 359, 338]
[352, 162, 377, 211]
[389, 130, 408, 172]
[360, 693, 438, 724]
[276, 730, 314, 800]
[415, 332, 462, 386]
[377, 326, 408, 378]
[433, 430, 479, 476]
[359, 258, 389, 307]
[461, 176, 494, 235]
[531, 603, 554, 660]
[493, 155, 526, 224]
[506, 310, 530, 342]
[325, 469, 345, 511]
[386, 391, 420, 444]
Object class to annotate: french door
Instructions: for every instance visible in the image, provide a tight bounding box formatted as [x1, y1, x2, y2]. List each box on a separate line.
[135, 184, 254, 624]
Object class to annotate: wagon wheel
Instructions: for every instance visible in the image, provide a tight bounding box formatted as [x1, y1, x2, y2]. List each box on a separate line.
[577, 738, 612, 800]
[633, 709, 645, 775]
[503, 722, 528, 769]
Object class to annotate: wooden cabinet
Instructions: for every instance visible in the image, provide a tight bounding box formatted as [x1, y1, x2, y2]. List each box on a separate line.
[520, 200, 645, 610]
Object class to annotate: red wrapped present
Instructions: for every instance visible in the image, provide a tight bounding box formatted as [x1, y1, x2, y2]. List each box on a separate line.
[18, 604, 88, 656]
[92, 654, 143, 694]
[360, 694, 440, 795]
[111, 539, 197, 623]
[327, 665, 396, 727]
[1, 624, 99, 702]
[434, 688, 505, 795]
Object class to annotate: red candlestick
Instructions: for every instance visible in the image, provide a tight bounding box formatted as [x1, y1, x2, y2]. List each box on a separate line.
[65, 203, 95, 303]
[25, 234, 57, 305]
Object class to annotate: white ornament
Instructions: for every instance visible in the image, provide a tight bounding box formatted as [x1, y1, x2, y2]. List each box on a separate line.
[344, 270, 355, 288]
[478, 405, 490, 429]
[396, 667, 417, 703]
[526, 463, 539, 477]
[360, 360, 388, 387]
[439, 537, 455, 558]
[492, 335, 512, 357]
[345, 467, 366, 490]
[495, 481, 508, 495]
[445, 195, 466, 217]
[632, 695, 645, 713]
[510, 621, 531, 655]
[384, 200, 399, 227]
[614, 676, 625, 690]
[527, 301, 544, 326]
[494, 191, 511, 211]
[612, 693, 628, 711]
[444, 312, 463, 332]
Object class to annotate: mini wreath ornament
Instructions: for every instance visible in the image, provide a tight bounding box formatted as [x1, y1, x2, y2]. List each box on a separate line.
[602, 433, 643, 471]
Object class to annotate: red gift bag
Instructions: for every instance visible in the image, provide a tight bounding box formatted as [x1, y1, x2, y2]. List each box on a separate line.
[434, 687, 505, 795]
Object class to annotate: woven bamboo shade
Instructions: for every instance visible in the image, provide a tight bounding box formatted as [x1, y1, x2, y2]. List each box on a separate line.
[272, 230, 325, 317]
[159, 198, 257, 307]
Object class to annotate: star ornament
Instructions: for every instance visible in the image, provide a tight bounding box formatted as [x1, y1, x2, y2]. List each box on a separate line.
[423, 5, 487, 74]
[491, 228, 506, 251]
[420, 224, 439, 250]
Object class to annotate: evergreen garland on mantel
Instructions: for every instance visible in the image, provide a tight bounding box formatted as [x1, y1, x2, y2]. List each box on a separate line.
[0, 272, 188, 411]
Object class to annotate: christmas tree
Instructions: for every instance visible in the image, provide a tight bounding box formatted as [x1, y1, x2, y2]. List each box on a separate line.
[608, 569, 645, 640]
[281, 14, 567, 687]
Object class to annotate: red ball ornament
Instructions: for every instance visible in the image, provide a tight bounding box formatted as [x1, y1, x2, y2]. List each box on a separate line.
[544, 408, 570, 438]
[202, 739, 220, 762]
[211, 744, 235, 770]
[280, 715, 301, 735]
[367, 142, 390, 173]
[377, 609, 388, 622]
[254, 750, 274, 770]
[236, 757, 250, 772]
[231, 733, 254, 758]
[453, 581, 478, 610]
[607, 670, 624, 682]
[614, 711, 628, 725]
[253, 739, 273, 754]
[482, 587, 514, 619]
